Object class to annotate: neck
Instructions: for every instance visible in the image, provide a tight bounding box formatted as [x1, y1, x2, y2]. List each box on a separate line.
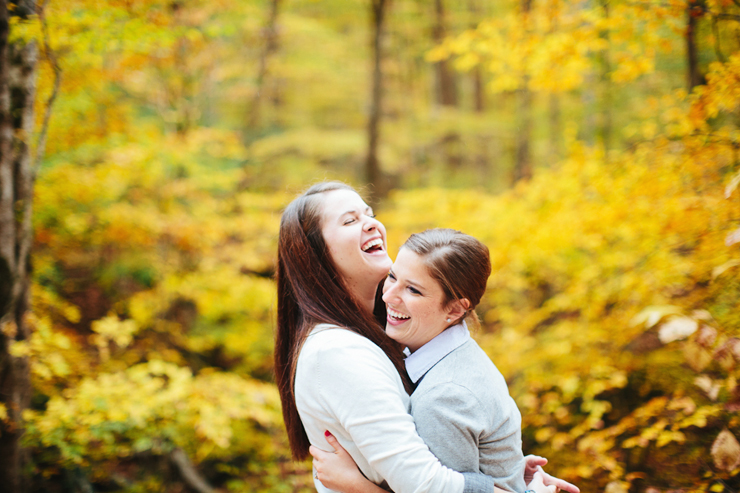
[357, 286, 377, 314]
[347, 278, 379, 314]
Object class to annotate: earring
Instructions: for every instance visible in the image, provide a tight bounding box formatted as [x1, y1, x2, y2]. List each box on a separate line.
[446, 318, 450, 323]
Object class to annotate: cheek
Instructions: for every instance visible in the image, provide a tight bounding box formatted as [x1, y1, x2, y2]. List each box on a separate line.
[327, 234, 352, 258]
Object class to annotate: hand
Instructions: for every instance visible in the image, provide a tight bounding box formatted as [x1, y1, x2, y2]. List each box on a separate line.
[523, 455, 548, 484]
[523, 457, 580, 493]
[310, 431, 386, 493]
[527, 471, 558, 493]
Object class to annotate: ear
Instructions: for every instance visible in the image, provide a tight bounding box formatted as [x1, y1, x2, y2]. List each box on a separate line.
[446, 298, 470, 322]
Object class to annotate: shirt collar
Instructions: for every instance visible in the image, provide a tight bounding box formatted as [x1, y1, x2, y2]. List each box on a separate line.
[404, 321, 470, 383]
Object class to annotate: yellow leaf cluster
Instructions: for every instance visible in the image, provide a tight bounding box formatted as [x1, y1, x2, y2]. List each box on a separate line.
[24, 360, 281, 470]
[430, 0, 683, 94]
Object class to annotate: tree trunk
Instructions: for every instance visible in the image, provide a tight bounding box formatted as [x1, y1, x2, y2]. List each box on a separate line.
[246, 0, 282, 137]
[432, 0, 462, 172]
[686, 1, 702, 91]
[432, 0, 457, 107]
[513, 0, 533, 183]
[471, 66, 484, 112]
[365, 0, 388, 201]
[468, 0, 484, 113]
[0, 1, 40, 490]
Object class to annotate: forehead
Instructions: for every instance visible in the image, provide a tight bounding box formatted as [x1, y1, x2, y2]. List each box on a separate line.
[394, 248, 434, 282]
[320, 189, 369, 220]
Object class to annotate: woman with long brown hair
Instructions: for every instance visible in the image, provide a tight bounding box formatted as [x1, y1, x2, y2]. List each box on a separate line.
[274, 182, 559, 493]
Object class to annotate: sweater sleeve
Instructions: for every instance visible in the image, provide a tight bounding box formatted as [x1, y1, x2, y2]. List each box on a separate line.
[304, 330, 494, 493]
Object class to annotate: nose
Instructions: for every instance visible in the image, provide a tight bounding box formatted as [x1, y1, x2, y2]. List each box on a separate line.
[382, 282, 399, 303]
[363, 215, 381, 232]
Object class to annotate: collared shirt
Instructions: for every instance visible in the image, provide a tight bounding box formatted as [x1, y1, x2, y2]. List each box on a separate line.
[404, 321, 470, 384]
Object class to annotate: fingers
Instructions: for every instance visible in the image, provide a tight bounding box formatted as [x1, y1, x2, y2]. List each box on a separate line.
[546, 476, 579, 493]
[323, 430, 353, 458]
[532, 471, 557, 493]
[309, 445, 328, 461]
[525, 455, 548, 468]
[323, 430, 342, 453]
[539, 469, 580, 493]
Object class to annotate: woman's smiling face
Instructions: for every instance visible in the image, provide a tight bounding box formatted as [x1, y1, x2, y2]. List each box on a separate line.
[320, 189, 392, 300]
[382, 247, 461, 352]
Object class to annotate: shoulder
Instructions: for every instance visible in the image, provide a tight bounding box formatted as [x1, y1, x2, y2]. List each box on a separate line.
[303, 324, 387, 357]
[415, 340, 506, 403]
[421, 339, 494, 383]
[449, 338, 495, 364]
[440, 339, 501, 377]
[298, 325, 396, 377]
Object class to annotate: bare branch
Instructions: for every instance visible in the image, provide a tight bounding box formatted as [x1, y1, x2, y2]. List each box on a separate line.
[714, 13, 740, 21]
[170, 448, 215, 493]
[33, 0, 61, 171]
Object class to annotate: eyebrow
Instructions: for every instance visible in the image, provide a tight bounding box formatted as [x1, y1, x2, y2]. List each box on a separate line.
[339, 206, 374, 217]
[389, 268, 425, 291]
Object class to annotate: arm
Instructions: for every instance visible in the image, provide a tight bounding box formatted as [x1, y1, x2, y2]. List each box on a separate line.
[311, 432, 555, 493]
[311, 432, 388, 493]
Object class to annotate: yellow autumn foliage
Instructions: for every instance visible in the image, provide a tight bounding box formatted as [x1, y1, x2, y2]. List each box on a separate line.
[378, 65, 739, 489]
[10, 0, 740, 491]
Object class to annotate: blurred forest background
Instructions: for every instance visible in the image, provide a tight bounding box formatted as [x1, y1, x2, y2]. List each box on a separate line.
[0, 0, 739, 492]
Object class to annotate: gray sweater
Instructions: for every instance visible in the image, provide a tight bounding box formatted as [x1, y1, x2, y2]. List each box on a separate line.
[409, 338, 527, 493]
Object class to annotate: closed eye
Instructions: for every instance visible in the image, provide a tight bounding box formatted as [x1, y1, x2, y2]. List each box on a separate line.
[343, 218, 356, 225]
[408, 286, 421, 295]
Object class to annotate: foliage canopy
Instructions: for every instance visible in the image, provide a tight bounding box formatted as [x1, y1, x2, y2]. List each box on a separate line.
[2, 0, 739, 491]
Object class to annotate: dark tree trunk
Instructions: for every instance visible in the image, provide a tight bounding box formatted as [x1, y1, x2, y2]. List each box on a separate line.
[686, 1, 703, 90]
[432, 0, 462, 171]
[468, 0, 484, 113]
[472, 66, 484, 113]
[433, 0, 457, 107]
[0, 1, 40, 490]
[366, 0, 388, 201]
[246, 0, 282, 136]
[513, 0, 533, 183]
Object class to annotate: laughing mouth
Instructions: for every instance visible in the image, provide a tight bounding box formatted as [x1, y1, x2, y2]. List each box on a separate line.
[388, 308, 409, 322]
[361, 238, 384, 253]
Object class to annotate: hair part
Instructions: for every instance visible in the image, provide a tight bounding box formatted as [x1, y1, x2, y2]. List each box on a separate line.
[274, 181, 410, 460]
[400, 228, 491, 327]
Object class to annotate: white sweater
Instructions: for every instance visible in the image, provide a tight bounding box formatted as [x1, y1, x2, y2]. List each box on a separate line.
[294, 324, 466, 493]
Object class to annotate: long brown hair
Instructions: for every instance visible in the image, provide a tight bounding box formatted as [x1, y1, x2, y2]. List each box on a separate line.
[274, 181, 411, 460]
